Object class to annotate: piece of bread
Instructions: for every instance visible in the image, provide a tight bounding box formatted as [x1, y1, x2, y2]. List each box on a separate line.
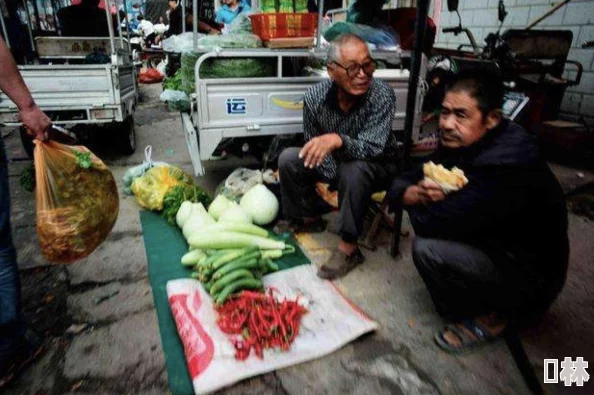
[423, 161, 469, 192]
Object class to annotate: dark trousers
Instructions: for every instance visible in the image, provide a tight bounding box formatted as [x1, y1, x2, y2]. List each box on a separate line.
[412, 237, 559, 321]
[0, 135, 24, 364]
[278, 147, 397, 243]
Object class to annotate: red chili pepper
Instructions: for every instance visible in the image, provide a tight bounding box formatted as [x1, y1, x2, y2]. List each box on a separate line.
[216, 289, 308, 361]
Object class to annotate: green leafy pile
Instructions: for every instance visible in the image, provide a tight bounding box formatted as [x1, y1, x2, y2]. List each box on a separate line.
[163, 70, 183, 91]
[19, 164, 36, 192]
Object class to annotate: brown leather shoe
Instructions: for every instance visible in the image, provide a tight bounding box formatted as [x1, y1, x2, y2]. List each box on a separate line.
[273, 217, 327, 235]
[317, 248, 365, 280]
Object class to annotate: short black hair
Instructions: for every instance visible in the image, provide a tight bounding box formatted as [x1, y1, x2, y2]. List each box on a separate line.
[137, 14, 144, 21]
[446, 69, 504, 117]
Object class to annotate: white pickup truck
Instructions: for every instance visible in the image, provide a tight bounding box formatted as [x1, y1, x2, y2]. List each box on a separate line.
[0, 36, 138, 155]
[181, 48, 426, 176]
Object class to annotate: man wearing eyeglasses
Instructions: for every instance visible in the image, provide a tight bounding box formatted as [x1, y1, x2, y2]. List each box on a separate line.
[276, 33, 399, 280]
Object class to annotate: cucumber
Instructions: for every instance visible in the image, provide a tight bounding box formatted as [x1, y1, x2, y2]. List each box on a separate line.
[204, 279, 214, 293]
[212, 258, 259, 280]
[210, 269, 255, 296]
[212, 251, 261, 271]
[181, 249, 206, 266]
[194, 255, 208, 270]
[265, 259, 279, 273]
[210, 247, 259, 271]
[215, 278, 263, 305]
[260, 249, 283, 260]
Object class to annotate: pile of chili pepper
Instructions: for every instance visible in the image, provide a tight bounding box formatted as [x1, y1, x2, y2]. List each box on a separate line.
[215, 289, 308, 360]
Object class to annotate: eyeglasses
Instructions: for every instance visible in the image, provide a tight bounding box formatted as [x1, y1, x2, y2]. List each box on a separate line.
[331, 60, 377, 78]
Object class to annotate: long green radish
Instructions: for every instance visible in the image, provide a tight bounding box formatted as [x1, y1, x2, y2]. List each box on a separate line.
[188, 231, 285, 250]
[200, 222, 269, 238]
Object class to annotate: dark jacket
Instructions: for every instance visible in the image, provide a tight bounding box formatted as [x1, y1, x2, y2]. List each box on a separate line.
[388, 120, 569, 290]
[166, 6, 183, 37]
[58, 5, 113, 37]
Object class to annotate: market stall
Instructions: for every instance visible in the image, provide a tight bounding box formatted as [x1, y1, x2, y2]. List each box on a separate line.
[136, 1, 433, 393]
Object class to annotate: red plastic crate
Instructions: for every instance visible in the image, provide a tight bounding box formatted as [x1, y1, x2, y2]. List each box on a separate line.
[249, 13, 318, 40]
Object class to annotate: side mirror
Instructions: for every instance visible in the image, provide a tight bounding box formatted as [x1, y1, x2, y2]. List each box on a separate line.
[498, 0, 508, 23]
[447, 0, 459, 12]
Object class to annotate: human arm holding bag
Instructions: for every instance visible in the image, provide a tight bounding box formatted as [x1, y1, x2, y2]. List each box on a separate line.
[0, 37, 51, 141]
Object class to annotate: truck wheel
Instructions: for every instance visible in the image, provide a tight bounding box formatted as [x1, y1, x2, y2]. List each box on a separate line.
[19, 127, 35, 159]
[115, 116, 136, 154]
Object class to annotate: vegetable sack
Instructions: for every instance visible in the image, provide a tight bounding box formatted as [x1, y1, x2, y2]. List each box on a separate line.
[131, 165, 194, 211]
[34, 141, 119, 264]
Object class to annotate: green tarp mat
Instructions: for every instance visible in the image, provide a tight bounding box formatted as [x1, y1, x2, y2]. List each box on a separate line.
[140, 211, 310, 395]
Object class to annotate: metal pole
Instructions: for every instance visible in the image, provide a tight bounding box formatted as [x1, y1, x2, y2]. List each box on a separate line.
[22, 0, 36, 52]
[391, 0, 430, 258]
[31, 0, 41, 31]
[123, 0, 130, 33]
[115, 0, 124, 49]
[0, 11, 10, 49]
[526, 0, 571, 30]
[182, 0, 186, 33]
[104, 0, 116, 56]
[192, 0, 197, 49]
[50, 0, 59, 32]
[316, 0, 324, 49]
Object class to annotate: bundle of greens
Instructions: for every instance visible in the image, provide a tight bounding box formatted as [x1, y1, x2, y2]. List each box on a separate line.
[163, 70, 183, 91]
[162, 184, 211, 225]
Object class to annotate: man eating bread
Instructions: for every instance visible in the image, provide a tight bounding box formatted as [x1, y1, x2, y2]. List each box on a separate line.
[387, 70, 569, 353]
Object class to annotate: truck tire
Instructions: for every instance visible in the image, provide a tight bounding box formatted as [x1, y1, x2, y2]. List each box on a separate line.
[19, 127, 35, 159]
[115, 116, 136, 155]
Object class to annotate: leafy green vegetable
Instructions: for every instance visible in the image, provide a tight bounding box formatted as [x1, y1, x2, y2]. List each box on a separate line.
[162, 184, 212, 225]
[73, 150, 92, 169]
[19, 164, 36, 192]
[163, 70, 183, 91]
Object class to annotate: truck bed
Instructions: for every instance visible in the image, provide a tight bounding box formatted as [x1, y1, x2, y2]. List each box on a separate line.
[0, 64, 136, 124]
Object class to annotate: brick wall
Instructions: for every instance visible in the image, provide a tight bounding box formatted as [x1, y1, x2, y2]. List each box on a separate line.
[434, 0, 594, 127]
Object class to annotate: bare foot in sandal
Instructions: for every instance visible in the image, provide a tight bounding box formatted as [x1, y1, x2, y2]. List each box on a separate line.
[435, 313, 507, 353]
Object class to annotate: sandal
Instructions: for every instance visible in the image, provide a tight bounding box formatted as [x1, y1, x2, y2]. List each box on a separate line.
[435, 317, 506, 354]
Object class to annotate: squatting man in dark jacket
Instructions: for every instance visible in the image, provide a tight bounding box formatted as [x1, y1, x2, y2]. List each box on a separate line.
[276, 33, 399, 280]
[387, 70, 569, 352]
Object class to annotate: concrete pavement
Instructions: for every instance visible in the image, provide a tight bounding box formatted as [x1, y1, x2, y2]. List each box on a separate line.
[3, 83, 594, 394]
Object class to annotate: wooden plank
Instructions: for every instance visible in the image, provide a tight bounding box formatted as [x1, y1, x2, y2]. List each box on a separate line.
[263, 37, 314, 49]
[35, 37, 111, 58]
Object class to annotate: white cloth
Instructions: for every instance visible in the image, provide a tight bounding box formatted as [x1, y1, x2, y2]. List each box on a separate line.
[138, 19, 155, 37]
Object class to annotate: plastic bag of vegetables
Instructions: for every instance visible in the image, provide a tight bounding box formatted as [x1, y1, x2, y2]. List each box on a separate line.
[122, 146, 168, 195]
[131, 165, 194, 211]
[34, 141, 119, 264]
[218, 168, 263, 200]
